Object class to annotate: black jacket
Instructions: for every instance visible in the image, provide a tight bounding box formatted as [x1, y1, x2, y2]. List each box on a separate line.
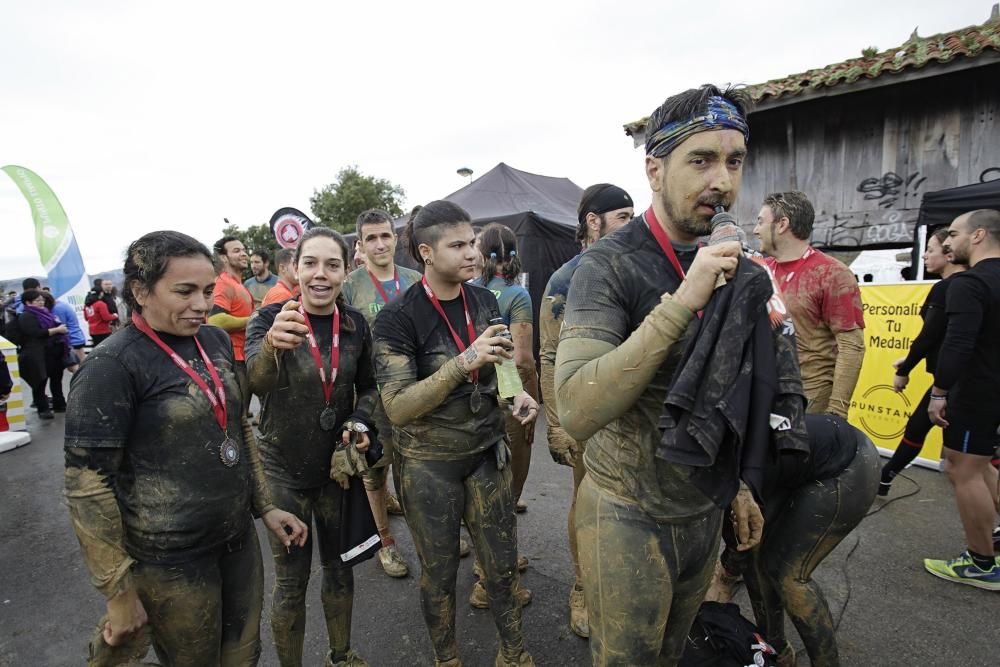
[657, 256, 808, 508]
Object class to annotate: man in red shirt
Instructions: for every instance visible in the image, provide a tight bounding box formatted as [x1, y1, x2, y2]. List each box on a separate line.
[753, 191, 865, 417]
[261, 248, 300, 307]
[209, 236, 254, 412]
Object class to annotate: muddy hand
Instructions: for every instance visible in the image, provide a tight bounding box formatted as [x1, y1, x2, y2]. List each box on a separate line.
[672, 242, 740, 313]
[263, 508, 309, 548]
[731, 484, 764, 551]
[103, 588, 147, 647]
[511, 392, 538, 426]
[457, 324, 514, 373]
[267, 301, 309, 350]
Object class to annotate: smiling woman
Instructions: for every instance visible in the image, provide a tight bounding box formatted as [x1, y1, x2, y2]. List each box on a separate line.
[63, 230, 308, 666]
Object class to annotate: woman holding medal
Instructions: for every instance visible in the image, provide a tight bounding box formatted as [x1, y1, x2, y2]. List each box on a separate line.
[64, 231, 308, 666]
[245, 226, 378, 667]
[373, 201, 539, 667]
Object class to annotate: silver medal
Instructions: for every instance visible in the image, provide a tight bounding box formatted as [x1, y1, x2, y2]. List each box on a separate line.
[320, 406, 338, 431]
[219, 437, 240, 467]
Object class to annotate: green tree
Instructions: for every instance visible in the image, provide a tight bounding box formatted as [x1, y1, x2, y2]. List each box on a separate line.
[310, 165, 406, 234]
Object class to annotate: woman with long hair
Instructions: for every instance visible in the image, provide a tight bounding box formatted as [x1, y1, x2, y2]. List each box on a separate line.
[882, 228, 968, 494]
[373, 201, 539, 667]
[245, 227, 377, 667]
[64, 230, 307, 666]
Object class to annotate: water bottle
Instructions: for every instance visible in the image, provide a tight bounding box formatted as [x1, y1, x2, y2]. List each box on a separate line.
[489, 317, 523, 399]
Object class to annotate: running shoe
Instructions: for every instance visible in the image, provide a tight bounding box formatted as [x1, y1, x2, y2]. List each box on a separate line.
[924, 551, 1000, 591]
[325, 649, 368, 667]
[877, 480, 892, 497]
[568, 582, 589, 638]
[377, 544, 409, 578]
[495, 650, 535, 666]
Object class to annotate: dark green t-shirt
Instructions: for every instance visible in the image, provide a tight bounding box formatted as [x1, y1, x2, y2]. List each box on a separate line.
[245, 303, 378, 488]
[64, 325, 252, 563]
[342, 265, 423, 327]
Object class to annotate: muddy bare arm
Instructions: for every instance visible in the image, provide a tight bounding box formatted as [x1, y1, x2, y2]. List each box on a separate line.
[64, 448, 136, 600]
[829, 328, 864, 418]
[245, 307, 281, 396]
[539, 299, 579, 464]
[379, 358, 468, 426]
[240, 417, 275, 516]
[555, 294, 693, 442]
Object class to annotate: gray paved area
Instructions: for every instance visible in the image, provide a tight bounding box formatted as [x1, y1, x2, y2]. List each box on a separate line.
[1, 402, 998, 666]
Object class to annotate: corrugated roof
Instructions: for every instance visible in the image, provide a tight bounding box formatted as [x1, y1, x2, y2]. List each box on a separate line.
[624, 5, 1000, 138]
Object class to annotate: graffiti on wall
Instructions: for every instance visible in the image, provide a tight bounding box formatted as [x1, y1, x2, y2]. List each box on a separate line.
[810, 209, 919, 248]
[856, 172, 927, 208]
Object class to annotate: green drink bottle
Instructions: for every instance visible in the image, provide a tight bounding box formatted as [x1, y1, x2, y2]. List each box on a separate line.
[489, 317, 523, 398]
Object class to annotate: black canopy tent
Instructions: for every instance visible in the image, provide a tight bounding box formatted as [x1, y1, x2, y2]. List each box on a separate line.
[912, 179, 1000, 275]
[345, 163, 585, 356]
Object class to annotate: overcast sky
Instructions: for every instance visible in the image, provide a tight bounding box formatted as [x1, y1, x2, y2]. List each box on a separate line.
[0, 1, 989, 279]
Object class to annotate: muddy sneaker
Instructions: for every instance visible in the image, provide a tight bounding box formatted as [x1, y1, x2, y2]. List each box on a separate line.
[775, 642, 796, 667]
[703, 560, 742, 603]
[495, 650, 535, 666]
[386, 493, 404, 515]
[434, 659, 462, 667]
[459, 536, 471, 558]
[325, 649, 368, 667]
[517, 555, 529, 572]
[515, 499, 527, 513]
[924, 551, 1000, 591]
[469, 578, 533, 609]
[568, 583, 589, 638]
[377, 544, 409, 578]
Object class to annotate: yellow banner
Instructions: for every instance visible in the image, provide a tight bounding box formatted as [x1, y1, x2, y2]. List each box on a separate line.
[847, 282, 941, 467]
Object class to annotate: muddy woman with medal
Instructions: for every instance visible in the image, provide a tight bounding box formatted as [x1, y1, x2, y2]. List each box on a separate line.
[373, 201, 539, 667]
[245, 226, 378, 667]
[64, 231, 308, 666]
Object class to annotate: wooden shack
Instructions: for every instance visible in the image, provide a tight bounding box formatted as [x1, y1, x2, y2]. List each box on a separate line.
[623, 6, 1000, 250]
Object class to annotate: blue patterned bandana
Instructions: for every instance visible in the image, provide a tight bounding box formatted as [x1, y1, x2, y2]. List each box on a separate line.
[645, 96, 749, 158]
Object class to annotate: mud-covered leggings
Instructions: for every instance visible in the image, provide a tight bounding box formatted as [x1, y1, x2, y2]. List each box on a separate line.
[575, 475, 723, 667]
[131, 528, 264, 667]
[266, 479, 354, 667]
[398, 444, 524, 663]
[744, 439, 879, 667]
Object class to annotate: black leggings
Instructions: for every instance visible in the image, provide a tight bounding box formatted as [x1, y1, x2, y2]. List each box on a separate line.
[881, 387, 935, 481]
[131, 528, 264, 667]
[45, 346, 66, 410]
[744, 438, 880, 667]
[398, 444, 523, 663]
[266, 479, 354, 667]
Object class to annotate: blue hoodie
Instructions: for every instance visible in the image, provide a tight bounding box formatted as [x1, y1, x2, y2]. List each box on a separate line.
[51, 300, 86, 347]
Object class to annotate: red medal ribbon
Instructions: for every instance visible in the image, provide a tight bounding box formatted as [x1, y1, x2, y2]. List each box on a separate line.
[421, 276, 479, 385]
[367, 268, 401, 305]
[644, 207, 706, 319]
[768, 246, 815, 285]
[300, 305, 340, 405]
[131, 313, 228, 432]
[643, 207, 689, 280]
